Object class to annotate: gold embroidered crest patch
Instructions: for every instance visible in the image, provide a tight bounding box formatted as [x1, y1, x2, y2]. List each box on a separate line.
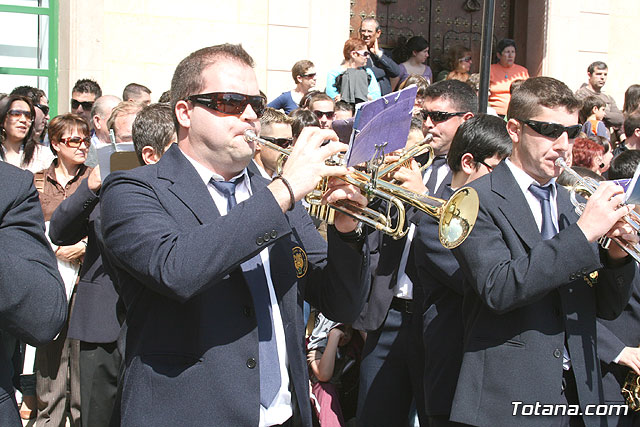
[292, 247, 308, 278]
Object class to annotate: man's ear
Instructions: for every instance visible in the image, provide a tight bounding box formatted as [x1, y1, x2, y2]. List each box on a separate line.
[506, 118, 521, 145]
[460, 152, 477, 175]
[92, 115, 101, 130]
[462, 112, 474, 122]
[141, 146, 160, 165]
[175, 100, 191, 129]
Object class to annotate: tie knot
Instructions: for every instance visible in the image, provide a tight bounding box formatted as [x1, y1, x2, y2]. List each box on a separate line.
[529, 183, 552, 202]
[210, 175, 244, 198]
[432, 156, 447, 167]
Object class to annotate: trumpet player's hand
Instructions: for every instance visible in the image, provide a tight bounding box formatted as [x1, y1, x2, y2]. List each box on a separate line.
[577, 181, 633, 246]
[270, 127, 348, 212]
[618, 347, 640, 376]
[605, 218, 639, 261]
[392, 159, 427, 194]
[322, 175, 368, 233]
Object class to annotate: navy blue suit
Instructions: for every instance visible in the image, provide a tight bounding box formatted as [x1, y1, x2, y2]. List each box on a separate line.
[0, 162, 66, 426]
[450, 161, 636, 427]
[412, 185, 465, 421]
[99, 145, 369, 426]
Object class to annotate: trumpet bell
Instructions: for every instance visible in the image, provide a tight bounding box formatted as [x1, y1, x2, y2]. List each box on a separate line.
[439, 187, 479, 249]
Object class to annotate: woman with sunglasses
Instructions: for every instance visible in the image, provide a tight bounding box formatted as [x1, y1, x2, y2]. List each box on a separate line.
[391, 36, 433, 91]
[0, 94, 54, 173]
[325, 38, 381, 105]
[32, 113, 92, 426]
[444, 45, 473, 83]
[268, 60, 317, 114]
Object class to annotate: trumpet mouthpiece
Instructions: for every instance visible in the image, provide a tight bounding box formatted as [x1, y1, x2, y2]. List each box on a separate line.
[555, 157, 567, 168]
[244, 129, 257, 141]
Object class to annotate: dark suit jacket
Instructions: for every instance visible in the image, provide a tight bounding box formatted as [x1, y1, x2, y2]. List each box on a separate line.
[49, 179, 122, 343]
[0, 162, 66, 426]
[450, 161, 635, 427]
[412, 185, 465, 416]
[366, 52, 401, 95]
[597, 278, 640, 405]
[99, 145, 369, 427]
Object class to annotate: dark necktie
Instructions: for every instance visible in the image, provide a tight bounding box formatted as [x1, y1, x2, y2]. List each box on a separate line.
[425, 155, 447, 194]
[210, 177, 282, 407]
[529, 184, 558, 239]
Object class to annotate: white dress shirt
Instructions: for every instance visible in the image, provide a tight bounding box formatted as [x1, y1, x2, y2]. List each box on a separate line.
[182, 149, 293, 426]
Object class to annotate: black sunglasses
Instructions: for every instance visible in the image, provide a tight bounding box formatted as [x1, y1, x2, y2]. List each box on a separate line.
[59, 136, 91, 148]
[187, 92, 266, 118]
[519, 119, 581, 139]
[313, 110, 335, 120]
[261, 135, 293, 148]
[301, 73, 316, 79]
[476, 159, 494, 172]
[421, 110, 466, 123]
[71, 99, 94, 110]
[34, 104, 49, 116]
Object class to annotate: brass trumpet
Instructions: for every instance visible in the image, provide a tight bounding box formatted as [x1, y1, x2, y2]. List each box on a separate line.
[622, 370, 640, 411]
[244, 130, 479, 247]
[556, 157, 640, 263]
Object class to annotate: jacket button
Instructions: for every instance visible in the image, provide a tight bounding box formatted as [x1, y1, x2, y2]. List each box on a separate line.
[246, 358, 256, 369]
[243, 306, 253, 317]
[270, 230, 277, 239]
[256, 237, 264, 245]
[263, 233, 270, 242]
[569, 274, 575, 281]
[553, 349, 562, 358]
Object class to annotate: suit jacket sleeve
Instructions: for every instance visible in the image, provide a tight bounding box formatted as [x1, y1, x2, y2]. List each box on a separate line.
[452, 200, 632, 315]
[370, 52, 401, 78]
[597, 320, 626, 364]
[49, 178, 98, 246]
[0, 168, 66, 345]
[100, 171, 369, 318]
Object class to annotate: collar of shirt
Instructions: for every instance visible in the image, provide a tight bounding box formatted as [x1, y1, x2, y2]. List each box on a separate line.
[505, 157, 559, 232]
[180, 148, 251, 214]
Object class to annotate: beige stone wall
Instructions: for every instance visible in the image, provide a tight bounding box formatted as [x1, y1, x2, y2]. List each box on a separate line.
[544, 0, 640, 110]
[57, 0, 350, 113]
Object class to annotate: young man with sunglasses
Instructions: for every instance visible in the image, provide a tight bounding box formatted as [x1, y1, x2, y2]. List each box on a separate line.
[252, 107, 294, 179]
[308, 92, 335, 130]
[412, 115, 511, 427]
[70, 79, 102, 126]
[449, 76, 638, 427]
[353, 79, 477, 427]
[99, 43, 370, 427]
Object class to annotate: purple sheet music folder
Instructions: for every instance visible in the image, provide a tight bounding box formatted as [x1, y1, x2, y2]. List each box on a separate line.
[344, 85, 418, 168]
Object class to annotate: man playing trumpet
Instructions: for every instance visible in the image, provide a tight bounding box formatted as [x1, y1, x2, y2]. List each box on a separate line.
[450, 77, 638, 427]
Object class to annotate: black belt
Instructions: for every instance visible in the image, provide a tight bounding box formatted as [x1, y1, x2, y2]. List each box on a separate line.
[390, 297, 413, 314]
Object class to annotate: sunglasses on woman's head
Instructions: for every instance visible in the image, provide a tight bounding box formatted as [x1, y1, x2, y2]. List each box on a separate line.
[187, 92, 266, 118]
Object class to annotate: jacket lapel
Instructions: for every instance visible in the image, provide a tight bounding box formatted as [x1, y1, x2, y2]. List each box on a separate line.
[556, 185, 579, 231]
[157, 144, 220, 224]
[491, 161, 543, 250]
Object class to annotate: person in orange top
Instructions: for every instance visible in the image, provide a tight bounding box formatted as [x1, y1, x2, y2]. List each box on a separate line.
[489, 38, 529, 116]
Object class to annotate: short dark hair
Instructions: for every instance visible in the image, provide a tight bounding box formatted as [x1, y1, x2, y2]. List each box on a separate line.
[72, 79, 102, 98]
[123, 83, 151, 102]
[0, 95, 37, 167]
[158, 90, 171, 103]
[289, 108, 320, 140]
[170, 44, 254, 132]
[447, 114, 512, 172]
[334, 100, 354, 114]
[587, 61, 608, 75]
[291, 60, 314, 84]
[132, 103, 175, 165]
[609, 150, 640, 180]
[48, 113, 90, 156]
[579, 95, 606, 123]
[424, 79, 478, 114]
[11, 86, 46, 104]
[507, 77, 581, 121]
[496, 38, 516, 55]
[624, 112, 640, 138]
[308, 92, 334, 110]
